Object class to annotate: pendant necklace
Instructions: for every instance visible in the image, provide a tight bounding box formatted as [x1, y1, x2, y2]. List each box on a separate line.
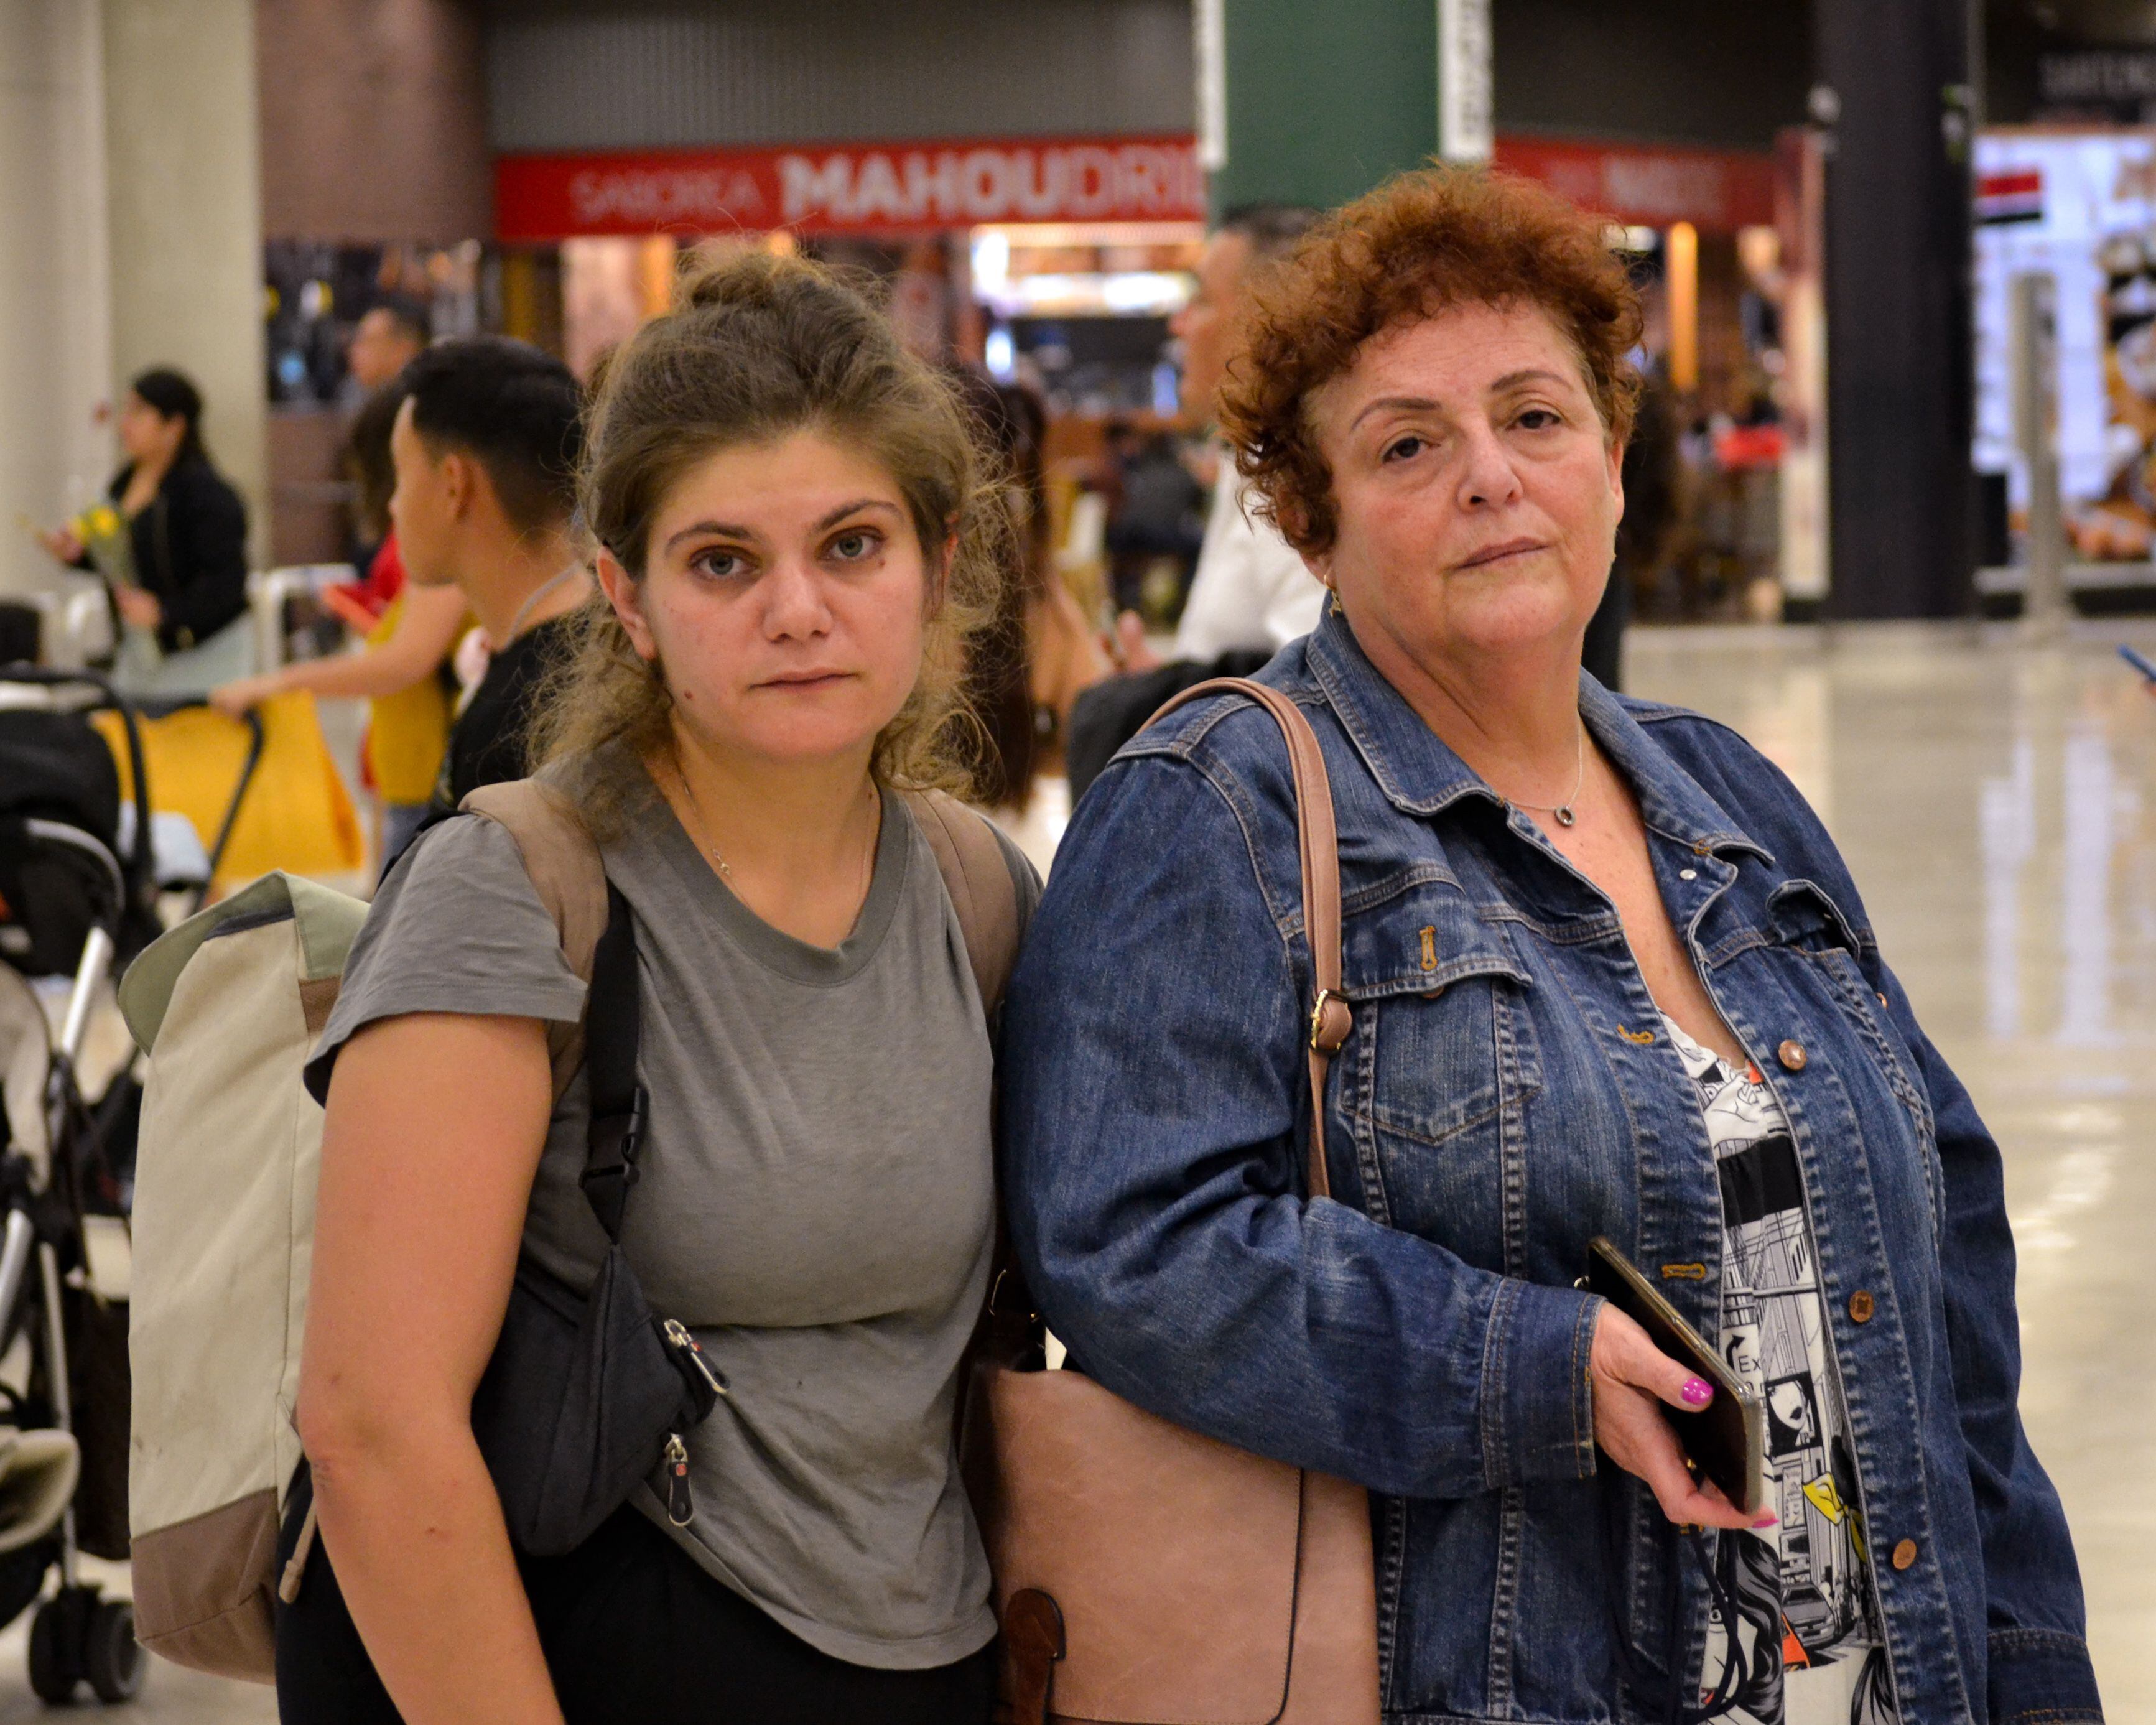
[666, 761, 880, 902]
[1508, 720, 1587, 829]
[664, 760, 733, 879]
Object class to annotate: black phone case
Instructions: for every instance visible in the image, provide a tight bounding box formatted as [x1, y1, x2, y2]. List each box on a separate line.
[1585, 1237, 1764, 1515]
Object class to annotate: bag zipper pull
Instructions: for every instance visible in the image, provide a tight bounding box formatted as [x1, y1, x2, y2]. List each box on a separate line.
[662, 1318, 728, 1399]
[662, 1433, 694, 1527]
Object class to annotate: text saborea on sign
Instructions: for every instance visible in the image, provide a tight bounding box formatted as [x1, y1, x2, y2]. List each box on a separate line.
[495, 136, 1206, 242]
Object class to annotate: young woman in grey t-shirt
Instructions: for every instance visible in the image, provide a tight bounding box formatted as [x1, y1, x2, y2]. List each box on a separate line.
[279, 253, 1034, 1724]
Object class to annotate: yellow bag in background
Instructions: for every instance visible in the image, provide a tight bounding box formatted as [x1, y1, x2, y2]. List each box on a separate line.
[95, 693, 365, 886]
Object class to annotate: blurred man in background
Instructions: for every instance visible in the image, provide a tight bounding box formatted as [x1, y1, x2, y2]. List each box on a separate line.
[388, 338, 587, 817]
[1164, 205, 1325, 661]
[346, 297, 430, 396]
[1066, 205, 1321, 800]
[342, 297, 434, 573]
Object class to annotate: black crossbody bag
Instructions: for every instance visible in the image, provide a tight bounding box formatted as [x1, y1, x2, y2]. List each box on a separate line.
[469, 882, 726, 1555]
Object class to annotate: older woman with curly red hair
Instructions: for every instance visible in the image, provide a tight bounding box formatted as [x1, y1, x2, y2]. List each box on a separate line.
[1000, 168, 2099, 1725]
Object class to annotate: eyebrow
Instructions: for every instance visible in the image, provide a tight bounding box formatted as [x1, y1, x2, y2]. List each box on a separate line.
[1346, 369, 1576, 432]
[661, 497, 901, 555]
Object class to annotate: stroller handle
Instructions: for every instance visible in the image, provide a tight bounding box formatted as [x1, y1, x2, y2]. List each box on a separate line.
[126, 697, 267, 891]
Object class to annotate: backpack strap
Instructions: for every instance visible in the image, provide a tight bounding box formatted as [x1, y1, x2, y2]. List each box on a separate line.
[899, 789, 1024, 1015]
[286, 781, 618, 1609]
[458, 781, 647, 1235]
[578, 884, 646, 1239]
[460, 779, 1020, 1077]
[460, 779, 609, 1102]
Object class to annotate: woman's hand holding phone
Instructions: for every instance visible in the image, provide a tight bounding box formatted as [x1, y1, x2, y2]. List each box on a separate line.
[1589, 1303, 1773, 1533]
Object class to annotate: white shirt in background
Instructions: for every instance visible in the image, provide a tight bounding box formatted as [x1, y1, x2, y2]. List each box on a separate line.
[1172, 464, 1325, 661]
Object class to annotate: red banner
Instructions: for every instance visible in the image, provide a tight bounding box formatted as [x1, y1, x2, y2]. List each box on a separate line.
[1492, 135, 1775, 233]
[496, 135, 1206, 242]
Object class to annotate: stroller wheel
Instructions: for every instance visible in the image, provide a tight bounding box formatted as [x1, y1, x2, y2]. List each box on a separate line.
[27, 1594, 78, 1703]
[83, 1597, 144, 1703]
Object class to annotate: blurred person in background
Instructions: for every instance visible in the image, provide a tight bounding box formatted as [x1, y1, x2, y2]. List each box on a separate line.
[347, 297, 431, 396]
[1102, 425, 1206, 619]
[1583, 356, 1681, 692]
[211, 380, 471, 865]
[1003, 167, 2099, 1725]
[950, 370, 1108, 816]
[388, 338, 589, 813]
[37, 366, 251, 689]
[1166, 203, 1327, 660]
[1063, 205, 1322, 801]
[343, 295, 433, 573]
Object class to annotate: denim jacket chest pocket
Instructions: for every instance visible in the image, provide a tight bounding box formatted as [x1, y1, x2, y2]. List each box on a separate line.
[1758, 878, 1945, 1246]
[1337, 886, 1539, 1266]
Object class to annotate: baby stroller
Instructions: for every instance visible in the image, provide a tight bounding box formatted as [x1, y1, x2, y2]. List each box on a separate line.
[0, 664, 261, 1703]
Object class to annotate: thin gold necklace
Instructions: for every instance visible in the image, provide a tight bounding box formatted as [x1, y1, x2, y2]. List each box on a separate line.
[663, 758, 733, 878]
[665, 760, 878, 901]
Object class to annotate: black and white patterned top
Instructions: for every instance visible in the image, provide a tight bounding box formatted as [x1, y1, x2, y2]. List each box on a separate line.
[1662, 1016, 1898, 1725]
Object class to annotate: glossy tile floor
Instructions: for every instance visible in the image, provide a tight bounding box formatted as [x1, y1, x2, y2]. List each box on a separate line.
[3, 620, 2146, 1718]
[1627, 620, 2156, 1723]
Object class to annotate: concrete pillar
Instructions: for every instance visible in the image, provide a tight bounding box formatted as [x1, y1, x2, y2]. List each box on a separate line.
[1201, 0, 1490, 216]
[101, 0, 267, 562]
[0, 0, 114, 602]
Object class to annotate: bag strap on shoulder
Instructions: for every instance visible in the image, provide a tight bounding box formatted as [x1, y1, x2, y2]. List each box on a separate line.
[578, 884, 645, 1239]
[458, 779, 646, 1238]
[1144, 680, 1347, 1203]
[460, 778, 609, 1102]
[899, 788, 1025, 1015]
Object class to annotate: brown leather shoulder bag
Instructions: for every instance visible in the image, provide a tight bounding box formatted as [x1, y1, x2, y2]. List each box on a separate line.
[976, 678, 1382, 1725]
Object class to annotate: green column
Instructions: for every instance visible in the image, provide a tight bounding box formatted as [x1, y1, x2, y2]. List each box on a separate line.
[1206, 0, 1485, 218]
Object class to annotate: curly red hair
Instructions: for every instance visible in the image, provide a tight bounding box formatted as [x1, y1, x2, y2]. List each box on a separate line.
[1217, 165, 1643, 558]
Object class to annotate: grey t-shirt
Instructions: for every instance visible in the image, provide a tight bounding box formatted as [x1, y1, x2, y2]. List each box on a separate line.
[308, 763, 1036, 1669]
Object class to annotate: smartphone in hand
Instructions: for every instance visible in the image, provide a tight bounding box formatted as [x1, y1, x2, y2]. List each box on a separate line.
[1586, 1237, 1765, 1515]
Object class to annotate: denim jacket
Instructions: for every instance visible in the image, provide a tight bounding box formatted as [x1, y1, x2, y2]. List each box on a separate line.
[999, 613, 2100, 1725]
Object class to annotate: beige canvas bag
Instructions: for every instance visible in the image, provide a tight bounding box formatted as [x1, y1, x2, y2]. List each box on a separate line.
[976, 679, 1383, 1725]
[116, 779, 1018, 1683]
[116, 783, 607, 1683]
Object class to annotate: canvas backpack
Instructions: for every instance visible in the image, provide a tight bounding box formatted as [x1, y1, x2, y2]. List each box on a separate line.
[115, 779, 1023, 1684]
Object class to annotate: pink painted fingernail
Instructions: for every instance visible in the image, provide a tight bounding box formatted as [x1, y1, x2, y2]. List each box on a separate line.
[1680, 1378, 1714, 1407]
[1752, 1511, 1780, 1529]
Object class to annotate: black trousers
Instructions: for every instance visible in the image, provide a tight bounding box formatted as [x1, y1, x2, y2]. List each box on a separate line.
[274, 1469, 997, 1725]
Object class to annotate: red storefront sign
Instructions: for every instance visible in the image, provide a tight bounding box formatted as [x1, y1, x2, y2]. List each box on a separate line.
[496, 136, 1206, 241]
[1493, 135, 1775, 233]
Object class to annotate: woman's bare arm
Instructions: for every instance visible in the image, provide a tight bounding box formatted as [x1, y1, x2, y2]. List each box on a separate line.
[211, 583, 468, 714]
[297, 1011, 562, 1724]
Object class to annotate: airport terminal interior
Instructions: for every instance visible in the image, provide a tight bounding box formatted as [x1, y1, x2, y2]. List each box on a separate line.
[9, 624, 2147, 1718]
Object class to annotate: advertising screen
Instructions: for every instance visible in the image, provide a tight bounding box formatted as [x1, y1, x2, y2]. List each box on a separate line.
[1975, 129, 2156, 559]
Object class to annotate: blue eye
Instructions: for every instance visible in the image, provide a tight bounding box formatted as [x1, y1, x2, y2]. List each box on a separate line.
[829, 529, 881, 561]
[692, 549, 747, 582]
